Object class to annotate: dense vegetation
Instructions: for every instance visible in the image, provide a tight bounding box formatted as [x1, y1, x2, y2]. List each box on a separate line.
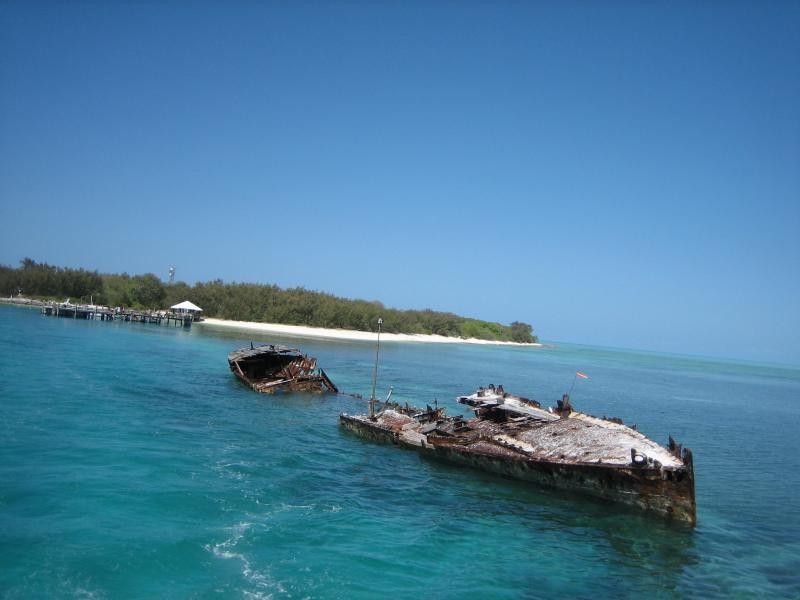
[0, 259, 537, 343]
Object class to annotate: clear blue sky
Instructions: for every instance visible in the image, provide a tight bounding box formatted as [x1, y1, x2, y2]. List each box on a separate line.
[1, 1, 798, 364]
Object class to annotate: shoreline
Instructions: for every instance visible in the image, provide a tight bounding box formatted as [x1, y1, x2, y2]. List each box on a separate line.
[0, 299, 540, 347]
[198, 317, 542, 347]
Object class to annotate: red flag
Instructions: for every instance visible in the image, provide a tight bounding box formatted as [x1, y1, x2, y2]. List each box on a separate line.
[576, 371, 589, 379]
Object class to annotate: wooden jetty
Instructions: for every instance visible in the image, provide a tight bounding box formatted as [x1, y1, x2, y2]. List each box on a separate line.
[41, 302, 194, 327]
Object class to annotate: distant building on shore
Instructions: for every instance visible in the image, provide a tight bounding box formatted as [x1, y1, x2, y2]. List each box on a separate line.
[170, 300, 203, 321]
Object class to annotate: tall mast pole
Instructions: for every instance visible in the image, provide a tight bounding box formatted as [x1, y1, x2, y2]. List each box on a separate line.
[568, 372, 578, 398]
[369, 317, 383, 419]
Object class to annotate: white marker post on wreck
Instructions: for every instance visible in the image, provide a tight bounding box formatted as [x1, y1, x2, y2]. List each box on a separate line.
[369, 317, 383, 419]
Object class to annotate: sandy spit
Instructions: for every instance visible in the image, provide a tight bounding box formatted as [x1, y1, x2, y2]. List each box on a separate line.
[198, 318, 541, 347]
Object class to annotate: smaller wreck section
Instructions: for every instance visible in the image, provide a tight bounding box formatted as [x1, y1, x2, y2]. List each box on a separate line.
[340, 386, 696, 525]
[228, 344, 338, 394]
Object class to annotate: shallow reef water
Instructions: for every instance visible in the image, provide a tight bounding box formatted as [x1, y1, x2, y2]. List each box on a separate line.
[1, 305, 798, 598]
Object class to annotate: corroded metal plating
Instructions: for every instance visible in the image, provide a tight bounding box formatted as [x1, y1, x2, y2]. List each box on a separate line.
[340, 386, 696, 524]
[228, 344, 337, 394]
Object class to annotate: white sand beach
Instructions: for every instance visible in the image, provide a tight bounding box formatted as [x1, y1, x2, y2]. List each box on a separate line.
[198, 318, 541, 347]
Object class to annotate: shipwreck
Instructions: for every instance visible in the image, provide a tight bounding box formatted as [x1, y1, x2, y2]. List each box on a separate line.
[340, 385, 696, 525]
[228, 343, 338, 394]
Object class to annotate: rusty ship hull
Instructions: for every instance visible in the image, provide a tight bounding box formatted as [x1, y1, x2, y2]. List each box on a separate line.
[340, 387, 695, 524]
[228, 344, 337, 394]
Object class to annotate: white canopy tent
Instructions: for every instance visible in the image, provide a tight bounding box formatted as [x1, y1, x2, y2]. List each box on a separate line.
[170, 300, 203, 315]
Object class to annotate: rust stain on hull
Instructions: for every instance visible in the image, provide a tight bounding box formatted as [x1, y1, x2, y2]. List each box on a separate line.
[228, 343, 338, 394]
[340, 386, 696, 525]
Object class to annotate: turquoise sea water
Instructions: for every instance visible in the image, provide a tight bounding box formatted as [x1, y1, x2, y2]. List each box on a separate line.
[1, 305, 798, 599]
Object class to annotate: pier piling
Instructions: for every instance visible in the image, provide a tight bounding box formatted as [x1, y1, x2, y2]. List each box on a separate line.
[40, 302, 194, 328]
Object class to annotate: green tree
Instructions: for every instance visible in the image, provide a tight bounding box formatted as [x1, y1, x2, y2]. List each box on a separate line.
[0, 260, 539, 342]
[510, 321, 536, 343]
[164, 281, 192, 307]
[130, 274, 166, 309]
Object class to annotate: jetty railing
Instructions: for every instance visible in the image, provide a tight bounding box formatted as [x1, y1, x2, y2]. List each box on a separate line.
[39, 301, 194, 327]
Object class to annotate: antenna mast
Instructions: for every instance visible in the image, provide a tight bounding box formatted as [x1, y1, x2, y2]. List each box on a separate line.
[369, 317, 383, 419]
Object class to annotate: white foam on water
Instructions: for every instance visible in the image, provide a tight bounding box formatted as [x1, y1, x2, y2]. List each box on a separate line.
[73, 587, 104, 600]
[204, 521, 286, 598]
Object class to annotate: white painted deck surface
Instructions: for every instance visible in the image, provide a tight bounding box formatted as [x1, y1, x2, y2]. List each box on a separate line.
[356, 401, 683, 469]
[513, 412, 682, 468]
[461, 391, 682, 468]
